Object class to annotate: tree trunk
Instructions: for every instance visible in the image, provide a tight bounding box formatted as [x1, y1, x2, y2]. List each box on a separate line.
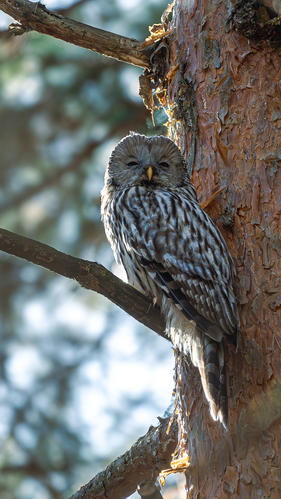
[1, 0, 281, 497]
[153, 0, 281, 497]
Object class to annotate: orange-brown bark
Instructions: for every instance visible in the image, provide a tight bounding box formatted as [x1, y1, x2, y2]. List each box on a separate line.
[155, 0, 281, 497]
[1, 0, 281, 497]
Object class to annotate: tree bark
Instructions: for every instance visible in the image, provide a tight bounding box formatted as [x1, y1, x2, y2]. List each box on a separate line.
[152, 0, 281, 497]
[0, 228, 166, 338]
[69, 418, 177, 499]
[2, 0, 281, 497]
[0, 0, 151, 67]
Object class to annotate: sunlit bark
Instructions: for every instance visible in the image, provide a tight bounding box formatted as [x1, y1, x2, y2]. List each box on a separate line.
[69, 418, 177, 499]
[154, 1, 281, 496]
[0, 0, 151, 67]
[1, 0, 281, 497]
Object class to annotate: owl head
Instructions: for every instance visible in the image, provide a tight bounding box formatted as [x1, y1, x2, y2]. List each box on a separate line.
[104, 133, 189, 190]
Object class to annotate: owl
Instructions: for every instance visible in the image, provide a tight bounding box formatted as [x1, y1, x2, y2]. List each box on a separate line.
[101, 133, 239, 429]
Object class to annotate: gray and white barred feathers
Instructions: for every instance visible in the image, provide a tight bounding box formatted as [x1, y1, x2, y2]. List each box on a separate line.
[101, 133, 239, 429]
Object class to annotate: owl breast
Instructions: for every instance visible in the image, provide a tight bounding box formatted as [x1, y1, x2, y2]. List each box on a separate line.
[102, 182, 235, 306]
[102, 186, 164, 295]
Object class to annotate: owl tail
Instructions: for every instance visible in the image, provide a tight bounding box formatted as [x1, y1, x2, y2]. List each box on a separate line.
[192, 332, 228, 430]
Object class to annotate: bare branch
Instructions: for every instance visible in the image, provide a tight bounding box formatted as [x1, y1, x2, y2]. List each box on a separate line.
[0, 228, 167, 338]
[69, 417, 178, 499]
[0, 0, 151, 68]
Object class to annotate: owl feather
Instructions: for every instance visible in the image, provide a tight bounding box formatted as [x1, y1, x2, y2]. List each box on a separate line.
[101, 133, 239, 429]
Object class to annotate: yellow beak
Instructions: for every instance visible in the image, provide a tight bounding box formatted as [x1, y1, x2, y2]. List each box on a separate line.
[146, 166, 153, 181]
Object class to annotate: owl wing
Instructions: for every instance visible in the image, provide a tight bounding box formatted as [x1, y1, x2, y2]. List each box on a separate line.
[123, 189, 239, 343]
[142, 257, 236, 342]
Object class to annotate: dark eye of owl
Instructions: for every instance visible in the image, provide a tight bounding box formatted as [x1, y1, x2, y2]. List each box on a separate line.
[127, 161, 139, 167]
[159, 162, 170, 168]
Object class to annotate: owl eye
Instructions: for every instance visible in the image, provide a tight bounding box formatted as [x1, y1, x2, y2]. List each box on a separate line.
[159, 162, 170, 168]
[127, 161, 139, 167]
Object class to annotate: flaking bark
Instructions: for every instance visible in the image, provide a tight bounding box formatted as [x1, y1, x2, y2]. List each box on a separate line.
[1, 0, 281, 497]
[68, 418, 178, 499]
[157, 0, 281, 496]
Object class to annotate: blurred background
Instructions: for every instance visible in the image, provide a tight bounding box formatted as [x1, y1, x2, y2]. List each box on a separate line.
[0, 1, 185, 498]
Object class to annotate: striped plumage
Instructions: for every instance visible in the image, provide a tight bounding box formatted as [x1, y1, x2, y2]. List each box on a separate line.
[101, 133, 239, 429]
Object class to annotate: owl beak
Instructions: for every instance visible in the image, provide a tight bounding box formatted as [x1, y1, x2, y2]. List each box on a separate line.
[146, 166, 153, 181]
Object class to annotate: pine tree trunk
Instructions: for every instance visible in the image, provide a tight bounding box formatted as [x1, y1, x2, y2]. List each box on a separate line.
[156, 1, 281, 497]
[1, 1, 281, 496]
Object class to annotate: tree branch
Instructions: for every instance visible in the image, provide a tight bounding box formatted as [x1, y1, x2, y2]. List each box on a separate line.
[0, 228, 167, 338]
[0, 0, 152, 68]
[69, 417, 178, 499]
